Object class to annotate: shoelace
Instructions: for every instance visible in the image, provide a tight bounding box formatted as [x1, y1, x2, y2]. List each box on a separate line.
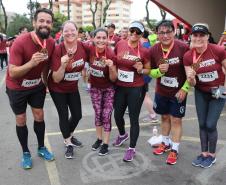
[168, 151, 177, 159]
[158, 144, 166, 150]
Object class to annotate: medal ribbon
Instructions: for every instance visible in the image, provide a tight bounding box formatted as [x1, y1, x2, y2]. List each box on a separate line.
[32, 32, 46, 49]
[192, 48, 206, 64]
[161, 41, 174, 59]
[95, 47, 107, 59]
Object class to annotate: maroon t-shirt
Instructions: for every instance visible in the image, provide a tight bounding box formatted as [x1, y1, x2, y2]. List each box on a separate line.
[48, 41, 87, 93]
[83, 43, 116, 88]
[108, 34, 120, 47]
[183, 44, 226, 93]
[6, 32, 55, 90]
[149, 40, 189, 97]
[0, 40, 7, 54]
[115, 39, 149, 87]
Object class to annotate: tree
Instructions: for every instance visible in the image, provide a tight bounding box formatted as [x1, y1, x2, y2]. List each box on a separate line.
[102, 0, 112, 26]
[52, 12, 67, 37]
[145, 0, 158, 30]
[6, 14, 32, 37]
[27, 0, 41, 23]
[145, 0, 152, 29]
[0, 0, 7, 33]
[89, 0, 99, 29]
[49, 0, 53, 11]
[82, 25, 94, 33]
[159, 8, 166, 21]
[67, 0, 70, 20]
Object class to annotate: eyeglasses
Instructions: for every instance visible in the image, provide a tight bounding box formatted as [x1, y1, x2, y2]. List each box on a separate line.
[129, 28, 142, 35]
[157, 30, 173, 36]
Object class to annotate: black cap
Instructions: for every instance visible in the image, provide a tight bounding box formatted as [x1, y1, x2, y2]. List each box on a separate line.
[191, 24, 209, 34]
[106, 23, 116, 29]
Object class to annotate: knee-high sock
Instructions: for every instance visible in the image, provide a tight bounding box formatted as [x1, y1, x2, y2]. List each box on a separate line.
[34, 121, 45, 148]
[16, 125, 29, 153]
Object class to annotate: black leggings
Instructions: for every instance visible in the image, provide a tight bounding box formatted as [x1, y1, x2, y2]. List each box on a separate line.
[50, 91, 82, 139]
[114, 86, 145, 148]
[0, 53, 7, 69]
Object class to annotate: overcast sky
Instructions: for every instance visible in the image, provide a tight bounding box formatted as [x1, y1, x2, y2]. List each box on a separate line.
[3, 0, 173, 21]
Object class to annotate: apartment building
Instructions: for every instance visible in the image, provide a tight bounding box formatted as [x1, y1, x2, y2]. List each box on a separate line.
[41, 0, 132, 30]
[41, 0, 83, 28]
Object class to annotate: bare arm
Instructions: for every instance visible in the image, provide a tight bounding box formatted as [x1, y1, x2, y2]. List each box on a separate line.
[52, 55, 69, 83]
[9, 52, 47, 79]
[184, 66, 196, 86]
[105, 59, 117, 82]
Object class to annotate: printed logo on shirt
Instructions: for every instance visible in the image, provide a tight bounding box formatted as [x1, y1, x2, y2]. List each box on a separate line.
[90, 67, 104, 77]
[160, 76, 179, 88]
[197, 71, 218, 82]
[71, 59, 84, 69]
[93, 60, 106, 68]
[21, 78, 41, 87]
[199, 59, 215, 68]
[64, 72, 81, 81]
[167, 57, 180, 65]
[122, 52, 140, 62]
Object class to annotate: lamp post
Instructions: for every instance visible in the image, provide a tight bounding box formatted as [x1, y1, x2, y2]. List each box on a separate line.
[67, 0, 70, 20]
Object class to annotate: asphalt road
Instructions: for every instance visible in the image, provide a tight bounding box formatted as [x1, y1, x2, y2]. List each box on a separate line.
[0, 70, 226, 185]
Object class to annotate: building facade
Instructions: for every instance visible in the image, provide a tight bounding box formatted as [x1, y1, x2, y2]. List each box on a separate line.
[41, 0, 132, 30]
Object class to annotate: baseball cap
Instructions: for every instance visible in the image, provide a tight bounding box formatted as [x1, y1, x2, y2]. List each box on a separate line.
[106, 23, 116, 29]
[129, 21, 145, 33]
[191, 24, 209, 34]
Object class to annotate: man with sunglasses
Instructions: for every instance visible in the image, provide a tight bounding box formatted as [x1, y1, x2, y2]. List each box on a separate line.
[113, 21, 150, 162]
[149, 20, 189, 165]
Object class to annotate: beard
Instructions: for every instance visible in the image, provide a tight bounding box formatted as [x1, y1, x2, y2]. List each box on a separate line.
[36, 27, 51, 39]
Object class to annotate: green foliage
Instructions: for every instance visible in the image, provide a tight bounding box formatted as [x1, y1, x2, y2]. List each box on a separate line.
[82, 25, 94, 33]
[51, 12, 67, 37]
[146, 19, 158, 30]
[6, 14, 32, 37]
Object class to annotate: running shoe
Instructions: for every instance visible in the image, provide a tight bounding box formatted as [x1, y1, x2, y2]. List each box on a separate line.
[200, 156, 216, 168]
[98, 144, 109, 156]
[65, 145, 74, 159]
[123, 148, 136, 162]
[112, 133, 129, 147]
[38, 147, 55, 161]
[70, 136, 83, 148]
[153, 142, 171, 155]
[21, 152, 32, 170]
[192, 154, 206, 167]
[92, 139, 102, 151]
[166, 149, 178, 165]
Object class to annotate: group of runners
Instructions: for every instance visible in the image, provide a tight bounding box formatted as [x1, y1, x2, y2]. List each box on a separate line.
[5, 8, 226, 170]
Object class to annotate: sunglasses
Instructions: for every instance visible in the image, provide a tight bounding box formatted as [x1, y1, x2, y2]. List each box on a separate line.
[129, 28, 142, 35]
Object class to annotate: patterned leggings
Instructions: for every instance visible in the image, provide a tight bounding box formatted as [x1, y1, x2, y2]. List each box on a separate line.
[90, 86, 115, 132]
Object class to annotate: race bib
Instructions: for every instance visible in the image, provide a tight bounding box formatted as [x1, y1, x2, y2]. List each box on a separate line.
[64, 72, 81, 81]
[21, 78, 41, 87]
[197, 71, 218, 82]
[90, 67, 104, 77]
[71, 59, 84, 69]
[160, 76, 179, 88]
[118, 69, 134, 82]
